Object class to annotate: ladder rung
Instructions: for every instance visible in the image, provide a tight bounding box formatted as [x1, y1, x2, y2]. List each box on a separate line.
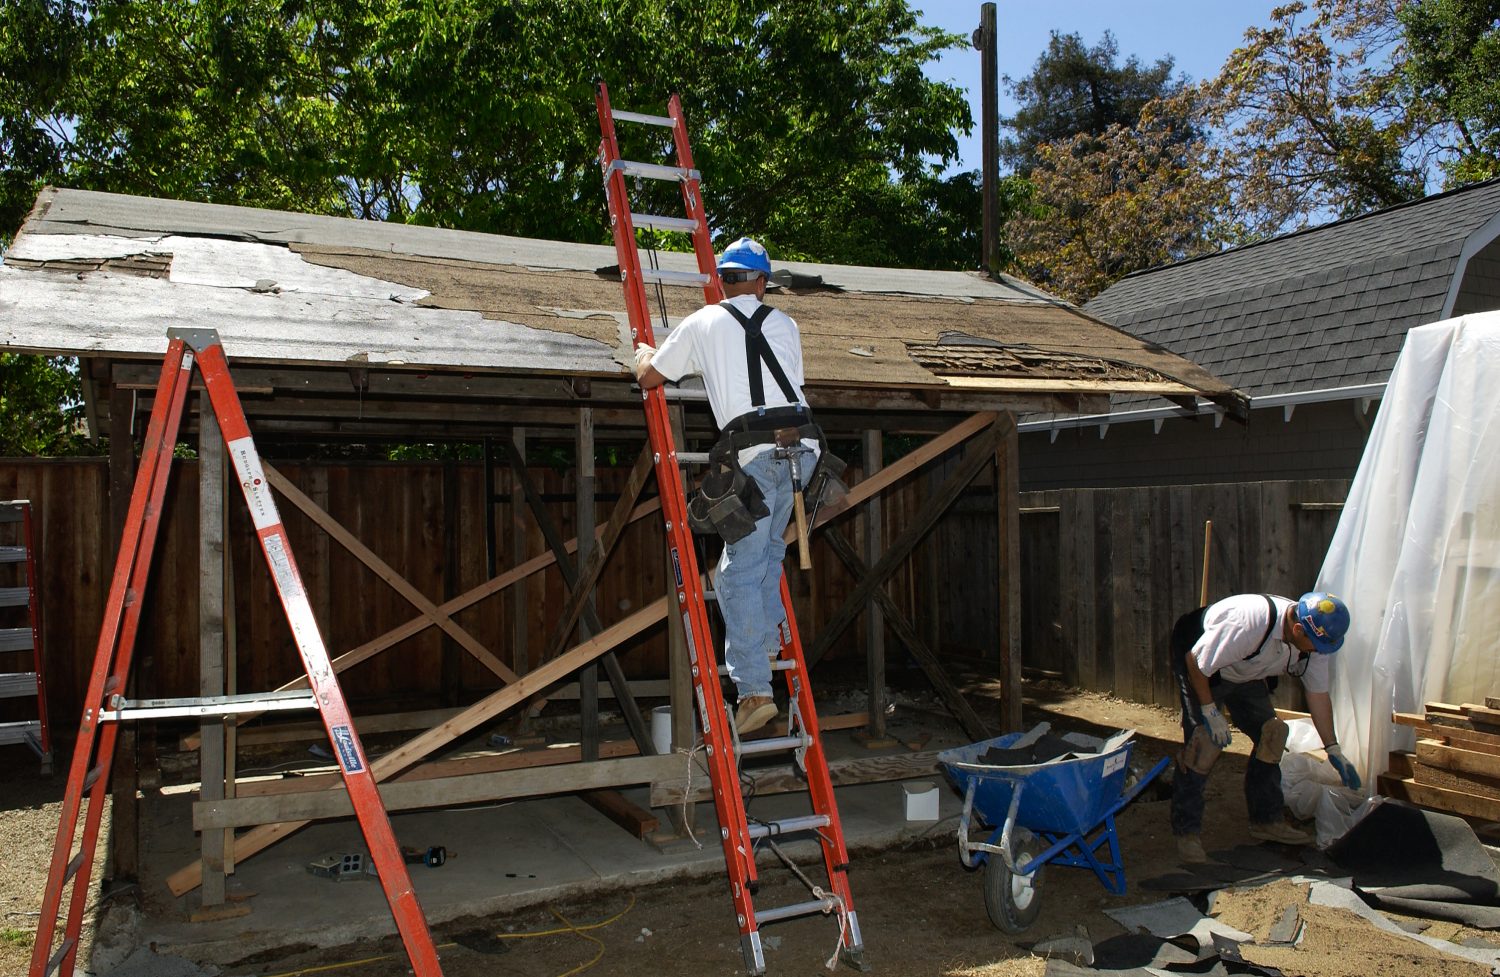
[0, 720, 40, 745]
[0, 546, 27, 563]
[64, 850, 86, 883]
[737, 733, 812, 757]
[630, 212, 699, 232]
[607, 159, 700, 183]
[0, 671, 39, 698]
[44, 937, 77, 977]
[747, 814, 831, 841]
[612, 108, 676, 127]
[755, 896, 840, 926]
[0, 586, 30, 606]
[717, 659, 796, 677]
[100, 689, 320, 722]
[0, 627, 34, 652]
[640, 268, 711, 287]
[659, 386, 710, 402]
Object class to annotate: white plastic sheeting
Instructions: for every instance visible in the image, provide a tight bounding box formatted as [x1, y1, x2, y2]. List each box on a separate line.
[1318, 311, 1500, 785]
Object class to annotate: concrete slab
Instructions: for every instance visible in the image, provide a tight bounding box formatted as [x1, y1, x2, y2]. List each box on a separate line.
[106, 739, 969, 971]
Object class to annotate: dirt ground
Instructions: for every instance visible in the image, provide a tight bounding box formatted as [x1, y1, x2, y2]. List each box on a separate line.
[0, 679, 1471, 977]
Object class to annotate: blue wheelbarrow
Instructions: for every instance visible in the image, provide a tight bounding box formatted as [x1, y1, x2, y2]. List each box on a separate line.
[939, 728, 1170, 933]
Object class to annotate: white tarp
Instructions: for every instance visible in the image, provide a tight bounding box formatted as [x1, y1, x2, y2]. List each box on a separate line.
[1318, 311, 1500, 784]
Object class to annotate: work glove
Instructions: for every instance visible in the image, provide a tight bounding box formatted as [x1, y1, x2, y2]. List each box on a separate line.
[632, 343, 656, 378]
[1325, 744, 1362, 790]
[1200, 703, 1232, 748]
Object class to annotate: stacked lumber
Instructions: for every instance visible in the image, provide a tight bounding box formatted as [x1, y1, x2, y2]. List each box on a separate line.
[1381, 698, 1500, 822]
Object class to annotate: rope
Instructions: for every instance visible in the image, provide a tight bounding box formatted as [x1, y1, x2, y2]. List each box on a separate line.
[678, 743, 706, 849]
[762, 838, 850, 971]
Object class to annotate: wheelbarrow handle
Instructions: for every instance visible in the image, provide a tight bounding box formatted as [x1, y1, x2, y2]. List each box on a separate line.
[956, 775, 1030, 872]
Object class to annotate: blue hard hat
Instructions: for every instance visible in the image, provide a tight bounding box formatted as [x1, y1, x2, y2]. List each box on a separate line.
[1296, 592, 1349, 654]
[716, 237, 771, 276]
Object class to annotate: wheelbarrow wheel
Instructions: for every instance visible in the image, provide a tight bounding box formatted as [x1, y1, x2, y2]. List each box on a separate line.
[983, 835, 1044, 934]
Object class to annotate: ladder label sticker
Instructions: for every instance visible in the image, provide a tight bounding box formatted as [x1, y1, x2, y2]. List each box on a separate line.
[330, 724, 365, 773]
[228, 437, 278, 530]
[1102, 751, 1127, 776]
[681, 613, 696, 660]
[670, 548, 683, 588]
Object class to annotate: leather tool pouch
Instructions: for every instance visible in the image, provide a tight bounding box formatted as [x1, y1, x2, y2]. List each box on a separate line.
[687, 436, 769, 543]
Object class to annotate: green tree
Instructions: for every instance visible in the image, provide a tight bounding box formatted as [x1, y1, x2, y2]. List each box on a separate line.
[1398, 0, 1500, 185]
[0, 0, 979, 269]
[0, 354, 95, 456]
[1200, 1, 1427, 236]
[1008, 96, 1230, 304]
[1001, 30, 1194, 176]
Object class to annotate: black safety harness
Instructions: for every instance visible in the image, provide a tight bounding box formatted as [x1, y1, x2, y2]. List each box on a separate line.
[715, 301, 821, 452]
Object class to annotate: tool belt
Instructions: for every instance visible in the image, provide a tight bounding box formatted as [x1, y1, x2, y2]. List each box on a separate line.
[687, 406, 848, 541]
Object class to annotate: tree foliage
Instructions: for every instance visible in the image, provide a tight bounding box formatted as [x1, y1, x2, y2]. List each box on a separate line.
[0, 354, 95, 456]
[1001, 30, 1194, 177]
[1200, 0, 1432, 236]
[1008, 97, 1229, 304]
[1397, 0, 1500, 185]
[0, 0, 978, 269]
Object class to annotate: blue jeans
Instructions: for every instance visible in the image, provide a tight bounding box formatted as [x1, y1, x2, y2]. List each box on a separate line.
[716, 449, 794, 700]
[1168, 609, 1285, 836]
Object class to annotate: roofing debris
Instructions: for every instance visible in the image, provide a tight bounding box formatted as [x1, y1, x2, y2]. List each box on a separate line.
[1029, 805, 1500, 977]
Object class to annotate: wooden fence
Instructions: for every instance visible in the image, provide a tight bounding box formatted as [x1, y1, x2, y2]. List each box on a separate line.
[0, 454, 1352, 733]
[0, 455, 938, 729]
[1016, 480, 1352, 709]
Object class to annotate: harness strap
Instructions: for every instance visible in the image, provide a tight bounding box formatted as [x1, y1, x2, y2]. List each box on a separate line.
[719, 301, 800, 407]
[1241, 595, 1279, 663]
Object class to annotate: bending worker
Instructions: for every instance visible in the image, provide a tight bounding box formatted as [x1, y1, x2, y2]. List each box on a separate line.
[634, 237, 818, 735]
[1170, 591, 1360, 863]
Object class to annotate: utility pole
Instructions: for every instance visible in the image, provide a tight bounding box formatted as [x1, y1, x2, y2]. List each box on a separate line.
[973, 3, 999, 277]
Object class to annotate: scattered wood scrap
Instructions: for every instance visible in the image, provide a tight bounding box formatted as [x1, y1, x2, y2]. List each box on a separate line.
[1382, 701, 1500, 821]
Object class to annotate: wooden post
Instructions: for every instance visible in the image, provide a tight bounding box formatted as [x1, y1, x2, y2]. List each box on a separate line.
[509, 428, 529, 677]
[996, 412, 1023, 731]
[860, 430, 890, 745]
[577, 409, 598, 762]
[665, 406, 695, 836]
[976, 2, 999, 276]
[107, 383, 140, 883]
[198, 398, 229, 908]
[1200, 519, 1213, 606]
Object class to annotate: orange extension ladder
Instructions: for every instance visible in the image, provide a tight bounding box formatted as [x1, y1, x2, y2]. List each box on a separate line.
[28, 330, 445, 977]
[595, 83, 867, 975]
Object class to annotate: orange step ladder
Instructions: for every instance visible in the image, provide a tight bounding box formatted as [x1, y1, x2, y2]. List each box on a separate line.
[0, 499, 53, 774]
[595, 82, 867, 974]
[28, 330, 445, 977]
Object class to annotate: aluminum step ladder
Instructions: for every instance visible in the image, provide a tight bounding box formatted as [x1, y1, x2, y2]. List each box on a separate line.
[27, 331, 445, 977]
[594, 82, 866, 975]
[0, 500, 53, 774]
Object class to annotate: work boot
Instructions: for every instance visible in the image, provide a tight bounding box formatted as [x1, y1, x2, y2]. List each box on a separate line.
[1248, 820, 1314, 845]
[1176, 834, 1209, 864]
[734, 695, 777, 735]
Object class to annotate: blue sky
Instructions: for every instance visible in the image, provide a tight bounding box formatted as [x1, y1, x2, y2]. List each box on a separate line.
[913, 0, 1287, 173]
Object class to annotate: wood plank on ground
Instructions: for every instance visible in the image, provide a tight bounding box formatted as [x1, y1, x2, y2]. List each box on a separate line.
[195, 754, 680, 830]
[1378, 773, 1500, 821]
[1416, 739, 1500, 779]
[1387, 751, 1416, 779]
[581, 790, 659, 839]
[1412, 758, 1500, 801]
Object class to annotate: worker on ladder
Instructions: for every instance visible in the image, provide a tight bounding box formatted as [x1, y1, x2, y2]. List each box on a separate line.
[634, 237, 821, 735]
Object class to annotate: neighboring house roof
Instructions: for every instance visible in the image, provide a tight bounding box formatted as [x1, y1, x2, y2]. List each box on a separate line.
[1084, 177, 1500, 408]
[1, 188, 1242, 425]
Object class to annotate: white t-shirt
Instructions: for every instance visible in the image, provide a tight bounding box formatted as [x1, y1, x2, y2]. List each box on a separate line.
[650, 294, 816, 464]
[1191, 593, 1332, 694]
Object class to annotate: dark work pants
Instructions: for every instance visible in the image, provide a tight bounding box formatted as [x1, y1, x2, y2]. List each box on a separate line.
[1168, 608, 1285, 836]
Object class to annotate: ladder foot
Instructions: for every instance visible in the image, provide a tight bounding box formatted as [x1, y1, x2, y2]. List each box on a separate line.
[839, 945, 872, 972]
